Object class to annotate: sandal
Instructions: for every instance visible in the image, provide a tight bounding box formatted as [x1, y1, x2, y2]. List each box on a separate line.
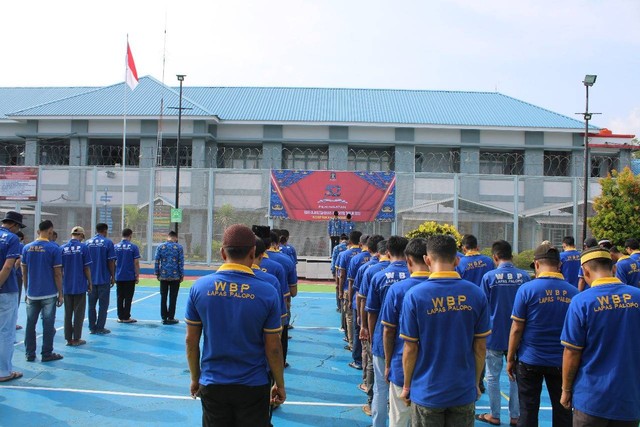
[0, 371, 23, 382]
[41, 353, 64, 362]
[476, 413, 500, 425]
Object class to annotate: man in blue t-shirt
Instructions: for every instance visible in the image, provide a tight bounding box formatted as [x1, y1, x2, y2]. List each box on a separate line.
[61, 226, 92, 346]
[400, 234, 490, 426]
[155, 230, 184, 325]
[346, 234, 371, 360]
[86, 223, 116, 334]
[381, 237, 430, 427]
[560, 248, 640, 425]
[22, 220, 64, 362]
[476, 240, 530, 426]
[114, 228, 140, 323]
[337, 230, 363, 350]
[614, 249, 640, 287]
[506, 243, 577, 427]
[626, 238, 640, 262]
[331, 234, 348, 310]
[456, 234, 495, 286]
[366, 235, 409, 427]
[0, 211, 26, 381]
[277, 229, 297, 265]
[185, 224, 285, 426]
[560, 236, 581, 288]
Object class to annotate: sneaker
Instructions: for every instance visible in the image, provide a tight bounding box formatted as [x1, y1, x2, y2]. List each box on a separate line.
[26, 355, 35, 362]
[344, 344, 352, 351]
[122, 318, 137, 323]
[42, 353, 64, 362]
[95, 328, 111, 335]
[166, 319, 179, 325]
[362, 404, 372, 416]
[348, 362, 363, 370]
[89, 329, 96, 334]
[71, 339, 87, 346]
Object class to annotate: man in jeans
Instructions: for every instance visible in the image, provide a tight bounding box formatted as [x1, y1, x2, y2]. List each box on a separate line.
[476, 240, 529, 426]
[155, 231, 184, 325]
[507, 243, 577, 427]
[114, 228, 140, 323]
[22, 220, 64, 362]
[86, 223, 116, 335]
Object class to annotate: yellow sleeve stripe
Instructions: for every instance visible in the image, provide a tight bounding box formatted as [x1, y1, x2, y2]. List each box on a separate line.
[381, 321, 396, 328]
[264, 327, 283, 334]
[184, 318, 202, 325]
[474, 330, 491, 338]
[511, 315, 525, 322]
[289, 283, 298, 287]
[283, 292, 291, 297]
[280, 314, 288, 318]
[561, 340, 584, 350]
[399, 334, 418, 342]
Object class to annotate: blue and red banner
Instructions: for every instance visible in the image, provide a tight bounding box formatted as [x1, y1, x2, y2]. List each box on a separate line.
[270, 170, 395, 222]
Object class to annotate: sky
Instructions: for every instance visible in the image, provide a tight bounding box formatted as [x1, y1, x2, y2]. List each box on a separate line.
[2, 0, 639, 136]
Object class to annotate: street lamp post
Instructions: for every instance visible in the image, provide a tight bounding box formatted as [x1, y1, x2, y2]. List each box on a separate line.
[581, 74, 597, 245]
[175, 74, 185, 235]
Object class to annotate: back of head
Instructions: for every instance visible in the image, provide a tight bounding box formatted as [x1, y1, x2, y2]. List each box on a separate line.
[340, 233, 348, 241]
[279, 235, 287, 245]
[122, 228, 133, 238]
[346, 214, 352, 220]
[168, 231, 178, 239]
[377, 240, 388, 257]
[349, 230, 362, 245]
[532, 243, 560, 270]
[16, 231, 24, 240]
[367, 235, 385, 253]
[39, 220, 54, 232]
[96, 223, 108, 234]
[625, 238, 640, 251]
[562, 236, 575, 247]
[254, 237, 266, 258]
[387, 235, 409, 257]
[405, 238, 427, 265]
[583, 237, 598, 249]
[491, 240, 512, 261]
[581, 247, 613, 275]
[427, 235, 458, 264]
[223, 224, 257, 260]
[269, 231, 279, 247]
[461, 234, 478, 250]
[359, 234, 369, 246]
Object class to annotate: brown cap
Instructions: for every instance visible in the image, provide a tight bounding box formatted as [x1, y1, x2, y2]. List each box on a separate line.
[222, 224, 256, 248]
[71, 226, 85, 236]
[530, 243, 560, 268]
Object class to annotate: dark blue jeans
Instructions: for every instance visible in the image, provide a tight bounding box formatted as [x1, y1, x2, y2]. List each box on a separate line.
[352, 308, 362, 364]
[25, 296, 57, 358]
[88, 284, 111, 331]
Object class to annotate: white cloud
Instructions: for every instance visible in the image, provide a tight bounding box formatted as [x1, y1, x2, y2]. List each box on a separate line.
[609, 107, 640, 137]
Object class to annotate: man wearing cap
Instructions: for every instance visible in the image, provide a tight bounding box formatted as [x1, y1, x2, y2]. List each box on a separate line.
[22, 220, 64, 362]
[114, 228, 140, 323]
[328, 211, 343, 253]
[185, 224, 285, 426]
[0, 211, 26, 381]
[560, 247, 640, 426]
[155, 230, 184, 325]
[560, 236, 581, 288]
[506, 243, 577, 427]
[61, 226, 92, 346]
[86, 223, 116, 335]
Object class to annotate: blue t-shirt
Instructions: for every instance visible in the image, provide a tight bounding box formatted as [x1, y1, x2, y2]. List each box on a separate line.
[85, 234, 116, 285]
[260, 256, 289, 325]
[185, 263, 282, 386]
[615, 256, 640, 287]
[358, 259, 390, 300]
[342, 221, 355, 235]
[481, 262, 531, 351]
[61, 239, 92, 294]
[253, 265, 287, 320]
[331, 242, 347, 274]
[347, 250, 370, 284]
[630, 251, 640, 262]
[399, 271, 491, 408]
[380, 271, 430, 387]
[365, 260, 410, 358]
[0, 226, 21, 294]
[279, 244, 297, 264]
[154, 241, 184, 280]
[353, 256, 378, 308]
[560, 249, 581, 288]
[511, 272, 578, 367]
[114, 239, 140, 282]
[338, 247, 362, 291]
[266, 250, 297, 288]
[456, 253, 495, 286]
[22, 238, 62, 299]
[561, 278, 640, 421]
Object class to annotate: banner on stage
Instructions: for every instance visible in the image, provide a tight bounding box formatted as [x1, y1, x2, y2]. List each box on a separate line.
[0, 167, 39, 201]
[270, 170, 395, 222]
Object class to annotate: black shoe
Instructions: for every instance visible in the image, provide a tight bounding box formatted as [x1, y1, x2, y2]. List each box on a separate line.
[26, 355, 35, 362]
[95, 328, 111, 335]
[162, 320, 168, 325]
[287, 324, 294, 330]
[348, 362, 363, 370]
[42, 353, 63, 362]
[284, 362, 290, 368]
[479, 383, 486, 393]
[167, 319, 179, 325]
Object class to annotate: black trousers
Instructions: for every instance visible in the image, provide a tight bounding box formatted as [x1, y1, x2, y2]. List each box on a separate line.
[516, 361, 572, 427]
[330, 236, 340, 253]
[64, 293, 86, 341]
[574, 410, 640, 427]
[116, 281, 136, 320]
[199, 383, 271, 427]
[160, 280, 180, 320]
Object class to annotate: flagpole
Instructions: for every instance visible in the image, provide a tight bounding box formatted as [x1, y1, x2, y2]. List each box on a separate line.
[122, 35, 128, 232]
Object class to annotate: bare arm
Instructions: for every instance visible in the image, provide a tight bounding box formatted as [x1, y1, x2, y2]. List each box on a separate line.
[401, 340, 418, 405]
[84, 266, 93, 294]
[473, 337, 487, 398]
[367, 312, 378, 343]
[506, 320, 525, 380]
[265, 332, 286, 405]
[134, 259, 140, 284]
[186, 324, 203, 398]
[359, 296, 369, 340]
[383, 325, 395, 381]
[54, 266, 63, 306]
[577, 277, 586, 292]
[108, 259, 116, 286]
[560, 347, 582, 410]
[0, 258, 17, 289]
[22, 264, 28, 298]
[289, 284, 297, 298]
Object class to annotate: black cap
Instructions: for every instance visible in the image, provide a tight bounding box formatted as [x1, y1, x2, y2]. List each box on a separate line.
[530, 243, 560, 268]
[252, 225, 271, 239]
[2, 211, 26, 228]
[584, 237, 598, 248]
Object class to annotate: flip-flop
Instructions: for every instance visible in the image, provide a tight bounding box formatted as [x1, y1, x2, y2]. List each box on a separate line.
[0, 371, 23, 382]
[510, 419, 518, 427]
[476, 413, 500, 425]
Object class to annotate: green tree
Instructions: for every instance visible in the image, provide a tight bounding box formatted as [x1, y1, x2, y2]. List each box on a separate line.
[405, 221, 462, 246]
[589, 167, 640, 246]
[124, 205, 147, 233]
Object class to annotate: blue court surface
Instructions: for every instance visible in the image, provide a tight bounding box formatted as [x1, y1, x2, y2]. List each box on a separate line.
[2, 287, 554, 426]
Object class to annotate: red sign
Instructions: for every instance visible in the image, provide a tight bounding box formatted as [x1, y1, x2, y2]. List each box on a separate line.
[0, 167, 39, 201]
[270, 170, 395, 222]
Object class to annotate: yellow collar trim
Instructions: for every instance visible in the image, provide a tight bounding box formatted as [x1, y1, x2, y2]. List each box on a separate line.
[465, 251, 481, 256]
[262, 253, 269, 258]
[538, 272, 565, 279]
[251, 264, 260, 269]
[411, 271, 431, 277]
[564, 247, 577, 251]
[36, 237, 50, 242]
[618, 255, 630, 261]
[267, 248, 280, 253]
[217, 263, 255, 275]
[632, 251, 640, 255]
[429, 271, 461, 279]
[591, 277, 623, 287]
[378, 256, 390, 261]
[348, 245, 359, 249]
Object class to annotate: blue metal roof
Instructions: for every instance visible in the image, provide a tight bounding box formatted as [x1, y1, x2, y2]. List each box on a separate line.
[0, 87, 94, 119]
[4, 78, 588, 129]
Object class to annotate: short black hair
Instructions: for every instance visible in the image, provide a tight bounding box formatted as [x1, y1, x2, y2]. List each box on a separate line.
[427, 235, 458, 263]
[367, 235, 385, 253]
[491, 240, 512, 260]
[537, 258, 561, 268]
[625, 238, 640, 251]
[224, 246, 254, 259]
[96, 223, 109, 233]
[349, 230, 362, 245]
[405, 238, 427, 265]
[279, 235, 287, 244]
[280, 229, 290, 238]
[377, 240, 388, 256]
[562, 236, 575, 246]
[610, 246, 621, 255]
[270, 231, 279, 246]
[122, 228, 133, 238]
[333, 211, 339, 216]
[584, 257, 613, 272]
[38, 220, 54, 232]
[461, 234, 478, 250]
[387, 235, 409, 257]
[52, 231, 58, 238]
[340, 233, 348, 240]
[255, 237, 266, 257]
[583, 237, 598, 248]
[346, 214, 352, 219]
[16, 231, 24, 240]
[359, 234, 369, 245]
[168, 231, 178, 238]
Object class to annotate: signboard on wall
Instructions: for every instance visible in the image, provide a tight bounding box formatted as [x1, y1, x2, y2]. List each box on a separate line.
[270, 170, 395, 222]
[0, 167, 38, 201]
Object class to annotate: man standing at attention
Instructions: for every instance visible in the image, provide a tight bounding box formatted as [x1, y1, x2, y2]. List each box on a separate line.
[328, 211, 343, 253]
[86, 223, 115, 335]
[400, 235, 490, 426]
[506, 243, 576, 427]
[456, 234, 494, 286]
[476, 240, 530, 426]
[331, 233, 348, 311]
[155, 230, 184, 325]
[561, 247, 640, 426]
[61, 226, 92, 346]
[22, 220, 64, 362]
[0, 211, 26, 381]
[560, 236, 581, 288]
[114, 228, 140, 323]
[185, 224, 285, 426]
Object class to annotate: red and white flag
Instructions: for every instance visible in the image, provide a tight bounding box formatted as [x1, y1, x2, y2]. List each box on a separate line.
[125, 42, 139, 90]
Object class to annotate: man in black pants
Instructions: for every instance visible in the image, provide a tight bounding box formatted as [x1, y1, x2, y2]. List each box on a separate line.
[114, 228, 140, 323]
[155, 231, 184, 324]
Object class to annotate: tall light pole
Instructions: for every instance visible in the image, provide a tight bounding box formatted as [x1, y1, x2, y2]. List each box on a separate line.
[174, 74, 186, 235]
[581, 74, 597, 245]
